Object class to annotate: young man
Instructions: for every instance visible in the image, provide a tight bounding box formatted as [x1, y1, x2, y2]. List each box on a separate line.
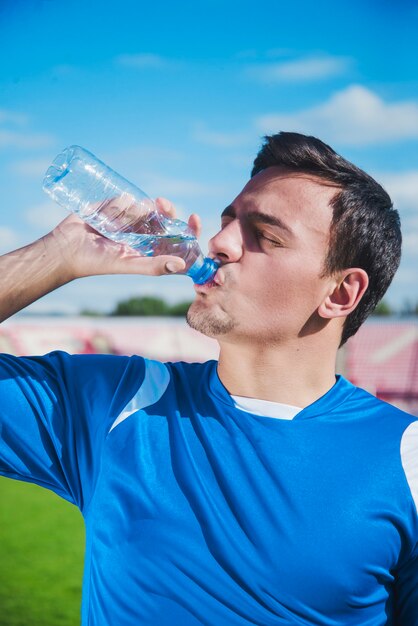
[0, 133, 417, 625]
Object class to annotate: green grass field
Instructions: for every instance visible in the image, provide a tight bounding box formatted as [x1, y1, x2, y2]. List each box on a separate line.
[0, 477, 84, 626]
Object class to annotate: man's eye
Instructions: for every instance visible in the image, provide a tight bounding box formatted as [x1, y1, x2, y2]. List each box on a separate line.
[257, 231, 282, 247]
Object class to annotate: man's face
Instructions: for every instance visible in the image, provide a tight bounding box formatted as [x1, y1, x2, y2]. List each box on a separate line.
[187, 167, 339, 344]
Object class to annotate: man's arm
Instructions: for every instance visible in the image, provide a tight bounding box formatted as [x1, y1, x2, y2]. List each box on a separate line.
[0, 230, 74, 323]
[0, 198, 198, 322]
[0, 196, 198, 505]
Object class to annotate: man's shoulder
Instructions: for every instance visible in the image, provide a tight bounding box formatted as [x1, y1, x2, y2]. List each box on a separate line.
[161, 359, 217, 389]
[130, 358, 217, 396]
[348, 381, 418, 426]
[165, 359, 217, 374]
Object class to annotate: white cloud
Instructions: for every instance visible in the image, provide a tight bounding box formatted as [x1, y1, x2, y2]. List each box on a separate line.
[256, 85, 418, 145]
[0, 129, 55, 150]
[0, 226, 21, 254]
[377, 171, 418, 213]
[0, 109, 55, 151]
[10, 157, 51, 177]
[24, 202, 67, 231]
[115, 53, 176, 69]
[247, 55, 352, 83]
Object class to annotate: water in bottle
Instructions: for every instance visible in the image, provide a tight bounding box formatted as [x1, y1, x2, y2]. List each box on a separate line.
[43, 145, 219, 284]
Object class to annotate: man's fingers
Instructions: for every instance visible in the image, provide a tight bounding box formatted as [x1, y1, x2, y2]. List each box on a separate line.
[154, 256, 186, 276]
[164, 258, 186, 274]
[188, 213, 202, 238]
[155, 197, 177, 217]
[155, 199, 202, 239]
[113, 252, 187, 276]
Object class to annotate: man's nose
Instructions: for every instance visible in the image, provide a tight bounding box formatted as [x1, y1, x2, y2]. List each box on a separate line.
[208, 221, 243, 264]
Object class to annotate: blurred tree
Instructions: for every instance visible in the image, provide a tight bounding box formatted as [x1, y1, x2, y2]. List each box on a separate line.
[372, 300, 393, 316]
[111, 297, 169, 316]
[168, 301, 193, 316]
[80, 309, 103, 317]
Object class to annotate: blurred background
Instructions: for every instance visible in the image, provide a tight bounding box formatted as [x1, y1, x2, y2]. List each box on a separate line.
[0, 0, 418, 624]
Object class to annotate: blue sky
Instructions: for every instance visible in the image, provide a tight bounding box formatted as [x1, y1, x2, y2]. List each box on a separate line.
[0, 0, 417, 314]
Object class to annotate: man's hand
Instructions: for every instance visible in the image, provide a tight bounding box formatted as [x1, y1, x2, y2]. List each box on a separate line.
[49, 197, 202, 280]
[0, 197, 202, 322]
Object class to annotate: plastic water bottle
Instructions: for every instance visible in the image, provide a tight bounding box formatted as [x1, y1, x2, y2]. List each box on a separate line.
[42, 145, 219, 284]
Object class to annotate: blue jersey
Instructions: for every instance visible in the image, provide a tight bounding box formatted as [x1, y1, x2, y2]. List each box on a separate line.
[0, 351, 417, 625]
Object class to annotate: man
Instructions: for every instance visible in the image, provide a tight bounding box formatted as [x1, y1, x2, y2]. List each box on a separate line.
[0, 132, 417, 625]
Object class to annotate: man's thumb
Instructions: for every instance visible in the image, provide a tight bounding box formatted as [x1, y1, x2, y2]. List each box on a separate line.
[165, 260, 185, 274]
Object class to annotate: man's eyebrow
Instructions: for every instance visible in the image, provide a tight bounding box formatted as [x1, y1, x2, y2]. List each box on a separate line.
[221, 205, 236, 219]
[221, 205, 293, 234]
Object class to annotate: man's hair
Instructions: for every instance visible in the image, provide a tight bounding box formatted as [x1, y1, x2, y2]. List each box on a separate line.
[251, 132, 401, 345]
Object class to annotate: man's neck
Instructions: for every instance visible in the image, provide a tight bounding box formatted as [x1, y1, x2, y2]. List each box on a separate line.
[217, 339, 338, 409]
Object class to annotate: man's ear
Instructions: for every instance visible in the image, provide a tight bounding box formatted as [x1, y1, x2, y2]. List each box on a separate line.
[318, 269, 369, 320]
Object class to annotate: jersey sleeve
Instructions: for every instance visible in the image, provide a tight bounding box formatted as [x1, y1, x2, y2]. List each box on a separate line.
[0, 351, 145, 511]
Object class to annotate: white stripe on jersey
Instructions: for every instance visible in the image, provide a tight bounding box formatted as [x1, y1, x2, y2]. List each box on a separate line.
[109, 360, 170, 433]
[400, 420, 418, 514]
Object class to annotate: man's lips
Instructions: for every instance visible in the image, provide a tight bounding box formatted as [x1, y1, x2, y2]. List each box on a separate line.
[212, 266, 225, 286]
[194, 266, 225, 294]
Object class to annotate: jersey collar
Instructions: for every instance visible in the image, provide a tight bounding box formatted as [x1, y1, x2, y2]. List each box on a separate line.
[208, 361, 357, 421]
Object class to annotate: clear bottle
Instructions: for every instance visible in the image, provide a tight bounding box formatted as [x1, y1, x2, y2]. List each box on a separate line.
[43, 145, 219, 284]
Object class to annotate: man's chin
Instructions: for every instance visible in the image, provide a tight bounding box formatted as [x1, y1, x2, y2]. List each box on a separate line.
[186, 302, 235, 337]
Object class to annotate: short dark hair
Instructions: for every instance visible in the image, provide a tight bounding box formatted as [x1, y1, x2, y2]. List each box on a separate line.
[252, 132, 402, 345]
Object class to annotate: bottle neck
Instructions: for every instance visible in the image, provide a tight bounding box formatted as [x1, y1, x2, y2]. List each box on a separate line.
[187, 256, 219, 284]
